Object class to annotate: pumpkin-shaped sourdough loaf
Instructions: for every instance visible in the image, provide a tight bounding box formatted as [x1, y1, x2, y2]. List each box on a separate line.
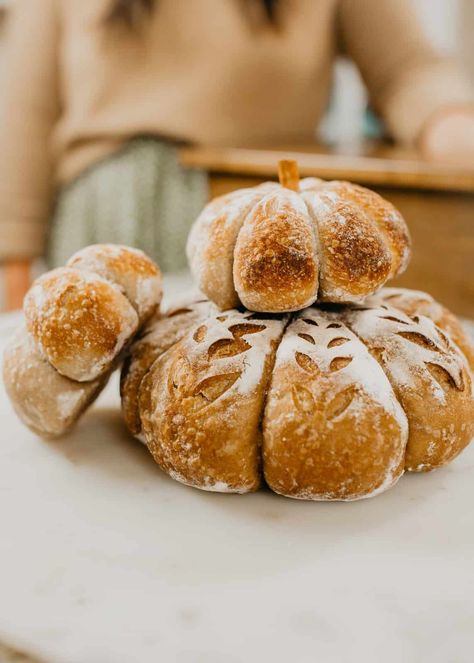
[3, 245, 162, 437]
[121, 288, 474, 501]
[187, 160, 411, 313]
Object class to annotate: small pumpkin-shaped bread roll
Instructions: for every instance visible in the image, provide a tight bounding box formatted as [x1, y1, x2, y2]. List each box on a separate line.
[24, 245, 162, 382]
[4, 244, 162, 437]
[122, 288, 474, 500]
[187, 161, 411, 312]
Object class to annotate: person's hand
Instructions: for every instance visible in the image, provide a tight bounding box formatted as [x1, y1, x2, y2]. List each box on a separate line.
[3, 260, 32, 311]
[420, 107, 474, 167]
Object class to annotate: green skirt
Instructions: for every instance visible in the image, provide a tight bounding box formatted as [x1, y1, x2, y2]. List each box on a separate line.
[47, 137, 208, 272]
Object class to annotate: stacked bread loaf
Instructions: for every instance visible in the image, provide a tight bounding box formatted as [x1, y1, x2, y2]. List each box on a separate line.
[3, 161, 474, 501]
[187, 160, 411, 311]
[121, 288, 474, 500]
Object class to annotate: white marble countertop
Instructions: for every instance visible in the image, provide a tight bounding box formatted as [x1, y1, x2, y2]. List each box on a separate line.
[1, 278, 474, 663]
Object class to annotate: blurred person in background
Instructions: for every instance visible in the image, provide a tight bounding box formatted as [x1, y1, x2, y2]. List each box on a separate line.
[1, 0, 474, 310]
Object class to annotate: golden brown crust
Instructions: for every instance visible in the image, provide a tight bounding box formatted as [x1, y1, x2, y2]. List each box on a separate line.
[68, 244, 162, 324]
[6, 244, 162, 437]
[24, 267, 138, 382]
[123, 289, 474, 499]
[139, 309, 285, 493]
[303, 191, 391, 302]
[345, 303, 474, 471]
[3, 328, 108, 437]
[120, 300, 216, 438]
[23, 244, 162, 383]
[234, 189, 319, 312]
[374, 287, 474, 373]
[187, 176, 411, 312]
[263, 310, 407, 500]
[327, 182, 411, 277]
[187, 185, 276, 310]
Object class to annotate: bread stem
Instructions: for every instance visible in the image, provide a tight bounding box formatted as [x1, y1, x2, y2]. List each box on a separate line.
[278, 159, 300, 191]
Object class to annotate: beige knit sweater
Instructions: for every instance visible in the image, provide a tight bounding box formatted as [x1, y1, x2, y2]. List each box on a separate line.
[0, 0, 472, 260]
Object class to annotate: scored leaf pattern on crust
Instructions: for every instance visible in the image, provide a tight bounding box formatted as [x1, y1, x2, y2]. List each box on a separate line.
[345, 304, 466, 400]
[179, 310, 285, 403]
[274, 307, 406, 426]
[131, 291, 474, 498]
[263, 306, 408, 500]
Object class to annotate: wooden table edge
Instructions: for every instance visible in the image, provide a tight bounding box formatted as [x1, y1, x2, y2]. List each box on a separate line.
[180, 146, 474, 193]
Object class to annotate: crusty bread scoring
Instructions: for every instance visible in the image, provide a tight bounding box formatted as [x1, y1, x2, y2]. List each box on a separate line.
[121, 300, 217, 439]
[345, 302, 474, 471]
[371, 287, 474, 373]
[263, 309, 407, 499]
[139, 309, 286, 493]
[123, 288, 474, 500]
[187, 167, 411, 313]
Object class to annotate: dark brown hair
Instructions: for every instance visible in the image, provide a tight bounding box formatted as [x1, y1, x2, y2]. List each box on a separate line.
[104, 0, 279, 29]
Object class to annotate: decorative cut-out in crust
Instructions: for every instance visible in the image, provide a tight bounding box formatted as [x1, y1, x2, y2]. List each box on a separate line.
[121, 287, 474, 501]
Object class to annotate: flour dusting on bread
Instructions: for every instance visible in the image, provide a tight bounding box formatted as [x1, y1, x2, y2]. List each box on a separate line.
[187, 175, 411, 312]
[131, 291, 474, 499]
[5, 244, 162, 436]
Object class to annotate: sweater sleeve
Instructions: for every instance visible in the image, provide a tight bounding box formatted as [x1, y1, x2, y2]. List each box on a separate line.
[0, 0, 60, 261]
[338, 0, 474, 145]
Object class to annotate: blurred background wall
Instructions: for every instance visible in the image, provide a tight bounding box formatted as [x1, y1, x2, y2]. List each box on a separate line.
[461, 0, 474, 83]
[0, 0, 472, 308]
[0, 0, 472, 142]
[321, 0, 473, 143]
